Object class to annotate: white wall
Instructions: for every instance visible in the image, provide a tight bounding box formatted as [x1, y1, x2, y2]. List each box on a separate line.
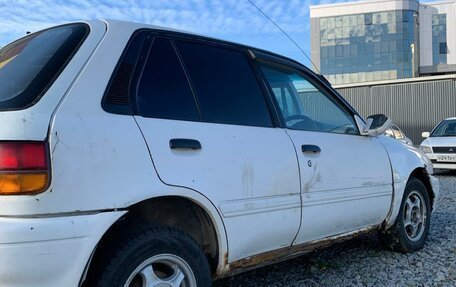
[310, 0, 420, 18]
[419, 5, 434, 66]
[420, 1, 456, 67]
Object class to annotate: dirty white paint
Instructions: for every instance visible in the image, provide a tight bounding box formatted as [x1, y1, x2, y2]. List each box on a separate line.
[378, 136, 440, 228]
[0, 19, 440, 286]
[286, 130, 393, 244]
[135, 117, 301, 262]
[0, 20, 106, 141]
[0, 21, 227, 286]
[0, 211, 125, 287]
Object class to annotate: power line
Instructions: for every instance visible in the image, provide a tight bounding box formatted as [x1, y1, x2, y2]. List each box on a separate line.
[246, 0, 321, 74]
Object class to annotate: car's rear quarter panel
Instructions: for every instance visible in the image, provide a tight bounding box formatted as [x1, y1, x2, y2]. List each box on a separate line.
[0, 20, 107, 215]
[0, 21, 230, 281]
[0, 21, 106, 142]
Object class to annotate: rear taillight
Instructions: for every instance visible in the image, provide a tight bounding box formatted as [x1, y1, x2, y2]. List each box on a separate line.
[0, 142, 49, 195]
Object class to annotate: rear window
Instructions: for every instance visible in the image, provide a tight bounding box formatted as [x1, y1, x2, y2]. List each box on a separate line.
[0, 23, 88, 110]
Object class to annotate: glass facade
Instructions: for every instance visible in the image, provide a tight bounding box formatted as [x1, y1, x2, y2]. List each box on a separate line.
[319, 10, 419, 85]
[432, 14, 447, 65]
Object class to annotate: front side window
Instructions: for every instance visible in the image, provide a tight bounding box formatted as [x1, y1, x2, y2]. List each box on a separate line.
[260, 63, 358, 135]
[0, 24, 88, 110]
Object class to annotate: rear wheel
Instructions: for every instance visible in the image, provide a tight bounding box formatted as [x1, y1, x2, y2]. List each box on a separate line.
[380, 177, 431, 252]
[89, 222, 211, 287]
[125, 253, 196, 287]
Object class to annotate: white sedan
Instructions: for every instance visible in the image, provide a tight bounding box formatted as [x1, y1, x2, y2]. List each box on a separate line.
[420, 117, 456, 170]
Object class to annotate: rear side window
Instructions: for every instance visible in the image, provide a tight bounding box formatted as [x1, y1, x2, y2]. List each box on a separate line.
[176, 41, 272, 127]
[136, 38, 200, 121]
[0, 24, 88, 110]
[103, 31, 150, 115]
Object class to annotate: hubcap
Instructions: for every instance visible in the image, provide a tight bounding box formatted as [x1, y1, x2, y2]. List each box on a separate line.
[124, 254, 196, 287]
[403, 190, 427, 242]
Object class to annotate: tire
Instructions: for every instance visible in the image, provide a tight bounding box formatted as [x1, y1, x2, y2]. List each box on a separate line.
[380, 177, 431, 253]
[88, 222, 212, 287]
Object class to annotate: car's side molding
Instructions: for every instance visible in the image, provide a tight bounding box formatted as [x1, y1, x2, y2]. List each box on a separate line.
[216, 225, 378, 279]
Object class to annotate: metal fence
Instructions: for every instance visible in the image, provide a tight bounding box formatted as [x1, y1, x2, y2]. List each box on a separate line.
[335, 78, 456, 145]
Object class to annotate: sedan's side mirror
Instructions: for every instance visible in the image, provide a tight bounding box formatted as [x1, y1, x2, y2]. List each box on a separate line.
[422, 132, 430, 138]
[357, 114, 392, 136]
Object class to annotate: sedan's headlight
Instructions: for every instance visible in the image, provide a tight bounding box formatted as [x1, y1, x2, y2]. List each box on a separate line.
[420, 146, 432, 153]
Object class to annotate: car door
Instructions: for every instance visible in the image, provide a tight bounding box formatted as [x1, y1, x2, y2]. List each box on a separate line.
[131, 35, 302, 262]
[257, 59, 393, 244]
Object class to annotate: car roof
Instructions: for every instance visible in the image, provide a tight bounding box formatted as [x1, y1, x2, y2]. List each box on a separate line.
[99, 19, 362, 119]
[101, 19, 308, 71]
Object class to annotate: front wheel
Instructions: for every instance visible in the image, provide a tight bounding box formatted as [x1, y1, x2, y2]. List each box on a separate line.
[89, 223, 212, 287]
[380, 177, 431, 252]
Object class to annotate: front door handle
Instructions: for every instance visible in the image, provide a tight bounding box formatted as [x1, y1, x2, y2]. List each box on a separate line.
[301, 144, 321, 153]
[170, 138, 201, 150]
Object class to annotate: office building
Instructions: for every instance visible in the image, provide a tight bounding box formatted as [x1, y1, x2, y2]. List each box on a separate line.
[310, 0, 456, 85]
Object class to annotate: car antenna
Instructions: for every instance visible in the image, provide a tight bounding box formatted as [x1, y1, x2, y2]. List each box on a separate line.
[246, 0, 322, 74]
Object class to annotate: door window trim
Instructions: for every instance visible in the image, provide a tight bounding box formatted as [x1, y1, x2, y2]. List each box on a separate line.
[169, 36, 278, 128]
[125, 29, 281, 128]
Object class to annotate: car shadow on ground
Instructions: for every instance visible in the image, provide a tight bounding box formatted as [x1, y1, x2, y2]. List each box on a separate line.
[214, 233, 384, 286]
[433, 170, 456, 176]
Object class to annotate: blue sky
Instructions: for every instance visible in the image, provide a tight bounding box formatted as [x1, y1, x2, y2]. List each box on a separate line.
[0, 0, 352, 66]
[0, 0, 433, 66]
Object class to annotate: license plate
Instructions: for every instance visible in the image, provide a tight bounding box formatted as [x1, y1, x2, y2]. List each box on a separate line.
[437, 155, 456, 162]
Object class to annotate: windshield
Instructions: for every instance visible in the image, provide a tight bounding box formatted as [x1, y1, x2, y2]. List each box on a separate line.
[0, 23, 88, 110]
[431, 119, 456, 137]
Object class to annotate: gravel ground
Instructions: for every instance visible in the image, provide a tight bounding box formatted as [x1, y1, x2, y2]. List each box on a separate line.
[214, 171, 456, 287]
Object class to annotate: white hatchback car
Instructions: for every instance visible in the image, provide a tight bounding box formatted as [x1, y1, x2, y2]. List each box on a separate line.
[420, 117, 456, 170]
[0, 20, 439, 287]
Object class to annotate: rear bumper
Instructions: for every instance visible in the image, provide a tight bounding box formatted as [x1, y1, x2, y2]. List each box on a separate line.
[0, 211, 125, 287]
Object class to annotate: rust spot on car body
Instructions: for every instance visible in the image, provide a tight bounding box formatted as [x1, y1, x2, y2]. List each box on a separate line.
[224, 252, 229, 265]
[215, 226, 377, 279]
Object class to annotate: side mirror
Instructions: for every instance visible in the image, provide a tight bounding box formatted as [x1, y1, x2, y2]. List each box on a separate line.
[357, 114, 392, 136]
[422, 132, 430, 138]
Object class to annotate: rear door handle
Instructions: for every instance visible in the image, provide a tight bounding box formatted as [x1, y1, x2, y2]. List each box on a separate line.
[169, 138, 201, 150]
[301, 144, 321, 153]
